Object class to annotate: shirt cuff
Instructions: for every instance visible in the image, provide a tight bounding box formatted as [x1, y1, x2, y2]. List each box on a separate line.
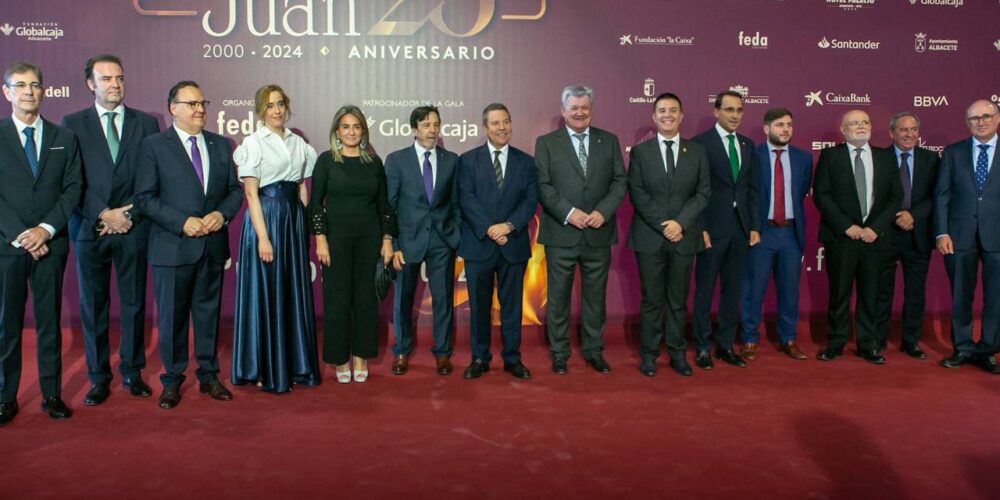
[563, 207, 576, 225]
[39, 223, 56, 238]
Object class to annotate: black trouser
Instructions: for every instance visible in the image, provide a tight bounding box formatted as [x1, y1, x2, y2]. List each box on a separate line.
[153, 258, 223, 388]
[875, 230, 930, 349]
[636, 244, 694, 362]
[824, 239, 884, 351]
[693, 213, 749, 352]
[544, 243, 611, 361]
[322, 233, 380, 365]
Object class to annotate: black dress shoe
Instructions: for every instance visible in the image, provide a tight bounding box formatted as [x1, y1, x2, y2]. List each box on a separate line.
[551, 358, 568, 375]
[714, 349, 747, 368]
[158, 385, 181, 409]
[0, 401, 18, 427]
[940, 353, 971, 368]
[122, 377, 153, 397]
[463, 359, 490, 380]
[585, 355, 612, 373]
[669, 358, 693, 377]
[83, 383, 111, 406]
[695, 351, 714, 370]
[504, 362, 532, 380]
[900, 344, 928, 360]
[638, 360, 657, 377]
[40, 397, 72, 419]
[975, 356, 1000, 374]
[858, 349, 886, 365]
[816, 346, 844, 361]
[199, 378, 234, 401]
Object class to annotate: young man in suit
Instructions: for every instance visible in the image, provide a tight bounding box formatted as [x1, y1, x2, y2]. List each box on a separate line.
[62, 55, 161, 406]
[875, 112, 940, 360]
[813, 109, 902, 364]
[135, 81, 242, 409]
[457, 103, 537, 380]
[386, 106, 461, 376]
[536, 85, 626, 375]
[691, 91, 760, 369]
[935, 100, 1000, 373]
[627, 92, 710, 377]
[740, 108, 813, 361]
[0, 62, 83, 426]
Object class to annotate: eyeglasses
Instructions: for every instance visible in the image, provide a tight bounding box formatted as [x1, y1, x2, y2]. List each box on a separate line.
[967, 113, 997, 125]
[174, 100, 211, 110]
[6, 82, 42, 91]
[844, 120, 871, 128]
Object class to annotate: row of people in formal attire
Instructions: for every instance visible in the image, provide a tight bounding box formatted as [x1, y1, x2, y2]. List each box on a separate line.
[1, 55, 998, 428]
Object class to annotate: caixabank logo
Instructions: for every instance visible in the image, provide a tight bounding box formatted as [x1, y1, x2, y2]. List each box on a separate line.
[805, 89, 871, 107]
[0, 21, 64, 41]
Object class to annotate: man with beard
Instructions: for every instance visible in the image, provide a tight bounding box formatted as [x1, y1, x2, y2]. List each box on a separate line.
[813, 109, 902, 364]
[739, 108, 813, 361]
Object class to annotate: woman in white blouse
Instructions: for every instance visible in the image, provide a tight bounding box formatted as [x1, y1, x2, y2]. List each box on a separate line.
[231, 85, 320, 393]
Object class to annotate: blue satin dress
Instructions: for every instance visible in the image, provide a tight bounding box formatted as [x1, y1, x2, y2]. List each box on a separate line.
[232, 136, 320, 392]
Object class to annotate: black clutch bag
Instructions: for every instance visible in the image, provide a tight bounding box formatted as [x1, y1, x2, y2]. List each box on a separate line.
[375, 260, 396, 301]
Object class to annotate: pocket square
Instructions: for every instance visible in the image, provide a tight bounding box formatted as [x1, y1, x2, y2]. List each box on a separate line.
[49, 146, 65, 150]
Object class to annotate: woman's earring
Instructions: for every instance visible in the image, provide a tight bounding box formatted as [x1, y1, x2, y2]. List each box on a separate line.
[360, 137, 367, 150]
[335, 137, 342, 149]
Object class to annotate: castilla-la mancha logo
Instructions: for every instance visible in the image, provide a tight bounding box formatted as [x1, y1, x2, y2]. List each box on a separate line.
[0, 23, 14, 36]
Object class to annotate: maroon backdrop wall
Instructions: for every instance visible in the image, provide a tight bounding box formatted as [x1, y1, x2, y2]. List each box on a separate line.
[3, 0, 998, 325]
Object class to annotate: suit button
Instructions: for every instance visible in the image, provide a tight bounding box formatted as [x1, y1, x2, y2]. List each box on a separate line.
[979, 197, 983, 201]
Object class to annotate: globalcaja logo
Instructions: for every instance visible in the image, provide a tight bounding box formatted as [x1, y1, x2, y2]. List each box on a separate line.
[914, 33, 958, 52]
[805, 89, 871, 107]
[0, 21, 64, 41]
[738, 31, 768, 49]
[909, 0, 964, 6]
[707, 85, 770, 105]
[817, 36, 880, 50]
[0, 23, 14, 36]
[619, 33, 694, 47]
[827, 0, 876, 11]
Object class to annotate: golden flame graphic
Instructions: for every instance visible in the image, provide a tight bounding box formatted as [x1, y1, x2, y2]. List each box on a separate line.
[418, 214, 546, 325]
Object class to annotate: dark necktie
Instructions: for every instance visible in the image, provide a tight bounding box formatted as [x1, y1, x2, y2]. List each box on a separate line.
[574, 133, 588, 176]
[854, 147, 868, 219]
[188, 136, 205, 189]
[899, 152, 912, 210]
[727, 133, 739, 181]
[422, 150, 434, 204]
[663, 140, 675, 177]
[976, 144, 990, 193]
[23, 127, 38, 178]
[105, 111, 120, 162]
[493, 150, 504, 189]
[773, 149, 786, 224]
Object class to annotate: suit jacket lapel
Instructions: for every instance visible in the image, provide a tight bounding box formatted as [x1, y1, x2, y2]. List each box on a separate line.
[116, 107, 140, 168]
[0, 119, 33, 179]
[760, 146, 773, 207]
[710, 132, 735, 188]
[430, 149, 451, 206]
[205, 135, 221, 195]
[166, 127, 205, 197]
[34, 119, 57, 182]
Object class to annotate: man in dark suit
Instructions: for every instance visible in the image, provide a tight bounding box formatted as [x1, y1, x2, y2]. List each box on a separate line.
[386, 106, 461, 376]
[691, 91, 759, 369]
[0, 62, 82, 426]
[536, 85, 626, 374]
[740, 108, 813, 361]
[813, 109, 902, 364]
[627, 92, 710, 377]
[135, 81, 242, 409]
[935, 99, 1000, 373]
[457, 103, 537, 380]
[62, 55, 160, 406]
[875, 112, 940, 360]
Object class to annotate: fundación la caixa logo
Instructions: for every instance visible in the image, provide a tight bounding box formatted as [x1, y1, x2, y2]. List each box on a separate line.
[618, 33, 694, 47]
[804, 90, 872, 107]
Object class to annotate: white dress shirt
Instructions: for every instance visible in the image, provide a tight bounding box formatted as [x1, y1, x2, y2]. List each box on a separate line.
[414, 142, 438, 188]
[234, 126, 317, 186]
[95, 102, 124, 142]
[849, 143, 875, 221]
[174, 125, 210, 194]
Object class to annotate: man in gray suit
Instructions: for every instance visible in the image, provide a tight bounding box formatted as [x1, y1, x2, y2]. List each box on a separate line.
[536, 84, 627, 375]
[627, 92, 710, 377]
[386, 106, 461, 376]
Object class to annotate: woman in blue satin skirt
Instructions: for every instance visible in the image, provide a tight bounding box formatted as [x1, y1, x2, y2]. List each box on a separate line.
[231, 85, 320, 393]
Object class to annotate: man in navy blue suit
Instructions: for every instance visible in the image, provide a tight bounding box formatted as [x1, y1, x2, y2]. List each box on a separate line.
[457, 103, 537, 380]
[739, 108, 812, 361]
[135, 81, 242, 408]
[62, 55, 160, 406]
[386, 106, 461, 376]
[0, 62, 82, 426]
[935, 99, 1000, 373]
[691, 91, 759, 370]
[875, 112, 940, 361]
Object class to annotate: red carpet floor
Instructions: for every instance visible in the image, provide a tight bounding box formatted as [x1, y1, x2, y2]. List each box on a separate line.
[3, 321, 999, 499]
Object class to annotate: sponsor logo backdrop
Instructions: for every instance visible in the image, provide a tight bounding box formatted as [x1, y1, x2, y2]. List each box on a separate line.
[3, 0, 998, 326]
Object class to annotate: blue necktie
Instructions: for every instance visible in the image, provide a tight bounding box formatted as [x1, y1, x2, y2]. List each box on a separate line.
[23, 127, 38, 178]
[976, 144, 990, 193]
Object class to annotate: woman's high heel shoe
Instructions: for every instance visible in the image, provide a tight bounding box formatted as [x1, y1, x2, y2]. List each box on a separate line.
[335, 364, 351, 384]
[352, 358, 368, 383]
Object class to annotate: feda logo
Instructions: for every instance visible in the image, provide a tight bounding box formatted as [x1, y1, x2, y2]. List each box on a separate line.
[914, 96, 949, 107]
[738, 31, 768, 49]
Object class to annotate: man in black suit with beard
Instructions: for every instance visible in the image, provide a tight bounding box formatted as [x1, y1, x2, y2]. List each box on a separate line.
[874, 112, 940, 360]
[0, 62, 83, 426]
[62, 55, 160, 405]
[627, 92, 710, 377]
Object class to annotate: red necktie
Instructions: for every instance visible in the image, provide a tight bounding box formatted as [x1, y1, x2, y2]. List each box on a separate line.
[773, 149, 785, 224]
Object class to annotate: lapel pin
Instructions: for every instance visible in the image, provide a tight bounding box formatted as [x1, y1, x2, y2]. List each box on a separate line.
[682, 147, 687, 153]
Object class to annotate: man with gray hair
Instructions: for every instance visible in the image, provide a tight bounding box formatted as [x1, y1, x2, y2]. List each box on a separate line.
[874, 112, 940, 360]
[536, 84, 626, 375]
